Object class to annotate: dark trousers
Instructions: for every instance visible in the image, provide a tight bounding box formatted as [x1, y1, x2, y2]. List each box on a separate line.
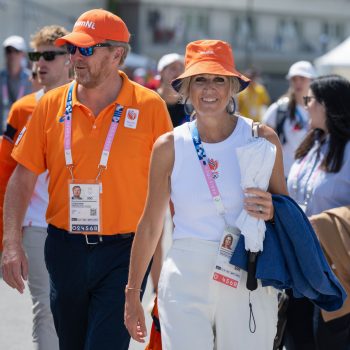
[313, 307, 350, 350]
[283, 295, 316, 350]
[283, 293, 350, 350]
[44, 225, 150, 350]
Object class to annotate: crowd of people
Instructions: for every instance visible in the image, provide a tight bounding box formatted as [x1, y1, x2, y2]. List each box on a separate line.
[0, 7, 349, 350]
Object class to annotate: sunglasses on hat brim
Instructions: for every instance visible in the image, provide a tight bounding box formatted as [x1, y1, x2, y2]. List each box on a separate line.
[66, 43, 112, 57]
[28, 51, 67, 62]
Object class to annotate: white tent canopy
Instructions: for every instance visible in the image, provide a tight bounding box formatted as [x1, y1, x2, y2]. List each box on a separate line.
[314, 37, 350, 79]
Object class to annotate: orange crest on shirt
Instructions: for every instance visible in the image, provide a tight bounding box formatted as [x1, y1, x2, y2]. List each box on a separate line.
[127, 110, 137, 120]
[209, 158, 218, 171]
[208, 158, 219, 179]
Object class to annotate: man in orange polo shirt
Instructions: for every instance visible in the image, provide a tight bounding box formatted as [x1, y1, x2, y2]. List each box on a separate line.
[1, 9, 172, 350]
[0, 25, 71, 350]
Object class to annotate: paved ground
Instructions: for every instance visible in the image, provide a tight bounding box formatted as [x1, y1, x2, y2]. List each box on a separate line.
[0, 213, 172, 350]
[0, 276, 156, 350]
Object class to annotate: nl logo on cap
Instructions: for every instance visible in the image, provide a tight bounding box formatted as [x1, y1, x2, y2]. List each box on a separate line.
[74, 20, 96, 30]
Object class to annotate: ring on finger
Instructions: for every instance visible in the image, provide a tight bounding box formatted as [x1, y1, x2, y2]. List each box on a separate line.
[257, 204, 263, 214]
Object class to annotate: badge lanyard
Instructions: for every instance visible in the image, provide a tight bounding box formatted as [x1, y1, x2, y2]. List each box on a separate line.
[188, 121, 227, 224]
[2, 82, 25, 106]
[189, 120, 242, 290]
[291, 145, 323, 210]
[64, 82, 124, 234]
[63, 82, 124, 180]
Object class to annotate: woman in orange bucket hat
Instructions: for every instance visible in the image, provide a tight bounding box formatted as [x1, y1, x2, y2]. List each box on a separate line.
[125, 39, 288, 349]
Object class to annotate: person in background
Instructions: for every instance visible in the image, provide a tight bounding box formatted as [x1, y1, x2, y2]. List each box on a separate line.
[132, 67, 148, 86]
[1, 9, 172, 350]
[125, 39, 287, 350]
[157, 53, 185, 127]
[29, 62, 43, 92]
[285, 75, 350, 350]
[0, 35, 32, 134]
[0, 24, 71, 350]
[262, 61, 316, 177]
[237, 67, 270, 122]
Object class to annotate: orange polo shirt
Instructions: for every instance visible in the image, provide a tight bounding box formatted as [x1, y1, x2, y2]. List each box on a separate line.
[0, 92, 38, 250]
[12, 71, 172, 235]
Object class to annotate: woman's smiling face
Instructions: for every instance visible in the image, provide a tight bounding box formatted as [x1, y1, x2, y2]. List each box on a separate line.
[189, 74, 230, 117]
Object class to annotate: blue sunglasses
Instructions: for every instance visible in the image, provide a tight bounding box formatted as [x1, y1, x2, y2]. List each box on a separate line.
[66, 43, 111, 57]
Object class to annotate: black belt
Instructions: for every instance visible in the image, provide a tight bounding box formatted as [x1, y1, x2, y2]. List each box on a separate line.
[47, 224, 134, 245]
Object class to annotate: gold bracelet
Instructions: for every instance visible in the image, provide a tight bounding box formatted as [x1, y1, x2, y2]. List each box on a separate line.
[125, 285, 143, 293]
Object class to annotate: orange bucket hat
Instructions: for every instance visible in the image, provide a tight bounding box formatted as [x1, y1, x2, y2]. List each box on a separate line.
[55, 9, 130, 47]
[172, 39, 250, 92]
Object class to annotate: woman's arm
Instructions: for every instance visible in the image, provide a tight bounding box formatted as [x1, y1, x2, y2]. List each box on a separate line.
[124, 131, 174, 343]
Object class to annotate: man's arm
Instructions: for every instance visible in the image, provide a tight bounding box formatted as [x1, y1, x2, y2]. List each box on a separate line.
[1, 164, 38, 293]
[0, 137, 19, 251]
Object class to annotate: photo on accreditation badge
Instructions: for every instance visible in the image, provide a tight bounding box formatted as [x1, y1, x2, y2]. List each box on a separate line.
[71, 185, 83, 200]
[221, 233, 234, 250]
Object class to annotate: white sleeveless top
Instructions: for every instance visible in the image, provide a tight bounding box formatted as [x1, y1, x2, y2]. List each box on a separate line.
[171, 116, 254, 242]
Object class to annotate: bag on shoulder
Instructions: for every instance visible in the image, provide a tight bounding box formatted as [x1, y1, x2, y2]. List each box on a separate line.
[275, 97, 289, 145]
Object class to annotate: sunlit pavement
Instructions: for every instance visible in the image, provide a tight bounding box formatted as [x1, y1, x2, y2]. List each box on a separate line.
[0, 212, 173, 350]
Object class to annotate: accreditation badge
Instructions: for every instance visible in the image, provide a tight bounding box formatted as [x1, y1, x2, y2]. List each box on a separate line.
[212, 225, 242, 288]
[68, 181, 101, 233]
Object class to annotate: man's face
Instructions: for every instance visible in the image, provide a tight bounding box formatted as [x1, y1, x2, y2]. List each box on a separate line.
[35, 44, 69, 88]
[73, 187, 81, 197]
[5, 46, 24, 71]
[70, 44, 123, 88]
[161, 61, 184, 85]
[290, 76, 311, 99]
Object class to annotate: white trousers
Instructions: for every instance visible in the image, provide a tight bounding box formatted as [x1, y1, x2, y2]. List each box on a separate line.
[23, 226, 59, 350]
[158, 238, 278, 350]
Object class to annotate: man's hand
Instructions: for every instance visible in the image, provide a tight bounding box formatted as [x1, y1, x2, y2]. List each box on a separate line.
[1, 164, 37, 294]
[1, 240, 28, 293]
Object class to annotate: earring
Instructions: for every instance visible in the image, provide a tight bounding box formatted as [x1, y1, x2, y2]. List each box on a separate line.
[226, 97, 236, 115]
[184, 97, 194, 116]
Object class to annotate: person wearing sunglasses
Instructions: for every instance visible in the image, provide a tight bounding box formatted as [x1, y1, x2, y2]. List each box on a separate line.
[0, 25, 71, 350]
[262, 61, 316, 177]
[0, 35, 32, 134]
[1, 9, 172, 350]
[27, 35, 71, 93]
[284, 75, 350, 350]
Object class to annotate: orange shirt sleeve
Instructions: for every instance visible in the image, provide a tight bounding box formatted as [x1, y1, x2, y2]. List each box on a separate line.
[12, 95, 48, 175]
[0, 95, 36, 250]
[151, 98, 173, 141]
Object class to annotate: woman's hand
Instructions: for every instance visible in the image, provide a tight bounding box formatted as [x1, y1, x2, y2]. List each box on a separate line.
[124, 291, 147, 343]
[244, 187, 274, 221]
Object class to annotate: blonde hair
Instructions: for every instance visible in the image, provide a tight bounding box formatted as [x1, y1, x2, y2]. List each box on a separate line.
[178, 75, 241, 103]
[30, 25, 69, 49]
